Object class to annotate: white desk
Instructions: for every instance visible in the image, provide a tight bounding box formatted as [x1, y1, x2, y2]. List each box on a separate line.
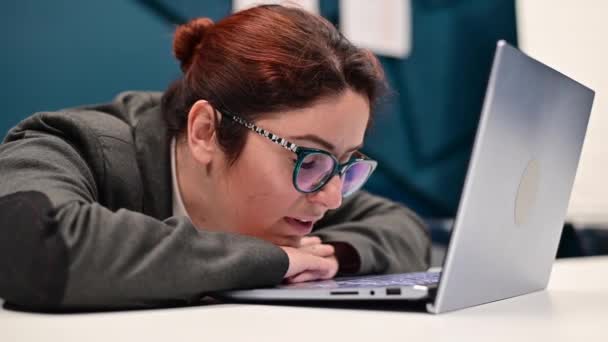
[1, 256, 607, 342]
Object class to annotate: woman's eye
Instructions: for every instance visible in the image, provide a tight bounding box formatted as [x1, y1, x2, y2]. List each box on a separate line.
[300, 161, 317, 170]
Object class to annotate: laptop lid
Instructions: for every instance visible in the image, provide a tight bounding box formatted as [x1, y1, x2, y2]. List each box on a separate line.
[428, 40, 594, 313]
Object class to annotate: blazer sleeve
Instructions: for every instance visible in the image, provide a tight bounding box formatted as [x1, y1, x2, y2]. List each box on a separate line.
[0, 129, 288, 310]
[312, 190, 431, 275]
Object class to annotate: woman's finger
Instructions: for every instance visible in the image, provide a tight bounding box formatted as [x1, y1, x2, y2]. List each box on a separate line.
[299, 236, 322, 247]
[299, 243, 334, 257]
[286, 271, 319, 284]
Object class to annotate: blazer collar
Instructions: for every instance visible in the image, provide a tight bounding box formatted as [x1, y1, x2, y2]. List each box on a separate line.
[133, 104, 173, 219]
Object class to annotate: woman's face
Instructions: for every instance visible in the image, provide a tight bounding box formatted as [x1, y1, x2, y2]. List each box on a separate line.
[215, 89, 370, 247]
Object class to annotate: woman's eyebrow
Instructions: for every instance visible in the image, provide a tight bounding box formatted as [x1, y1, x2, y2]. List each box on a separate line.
[288, 134, 362, 155]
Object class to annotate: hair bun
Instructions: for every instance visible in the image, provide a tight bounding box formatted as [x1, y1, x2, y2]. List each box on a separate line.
[173, 17, 214, 72]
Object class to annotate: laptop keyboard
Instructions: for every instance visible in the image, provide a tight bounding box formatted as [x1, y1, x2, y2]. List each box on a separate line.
[281, 272, 440, 289]
[334, 272, 440, 288]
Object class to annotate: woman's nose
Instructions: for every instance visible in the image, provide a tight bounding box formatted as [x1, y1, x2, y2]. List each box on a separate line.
[307, 175, 343, 209]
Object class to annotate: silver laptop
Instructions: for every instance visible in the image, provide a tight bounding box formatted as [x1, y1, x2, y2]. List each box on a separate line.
[218, 41, 595, 314]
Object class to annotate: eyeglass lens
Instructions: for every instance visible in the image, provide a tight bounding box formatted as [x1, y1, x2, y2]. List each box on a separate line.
[295, 153, 373, 195]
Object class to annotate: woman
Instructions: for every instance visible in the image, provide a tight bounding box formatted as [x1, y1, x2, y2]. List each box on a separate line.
[0, 5, 429, 310]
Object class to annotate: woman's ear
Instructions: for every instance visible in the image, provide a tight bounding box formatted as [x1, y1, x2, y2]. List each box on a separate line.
[187, 100, 219, 165]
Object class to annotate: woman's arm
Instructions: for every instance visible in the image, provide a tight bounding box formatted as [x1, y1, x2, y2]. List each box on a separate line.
[312, 190, 431, 275]
[0, 132, 288, 310]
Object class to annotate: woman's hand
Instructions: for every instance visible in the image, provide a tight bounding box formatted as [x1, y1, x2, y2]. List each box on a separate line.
[279, 236, 339, 283]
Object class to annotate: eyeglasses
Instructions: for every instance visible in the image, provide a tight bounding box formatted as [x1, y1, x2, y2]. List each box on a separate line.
[220, 110, 377, 197]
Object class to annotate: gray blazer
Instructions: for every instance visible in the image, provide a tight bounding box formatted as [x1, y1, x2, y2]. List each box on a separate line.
[0, 92, 430, 310]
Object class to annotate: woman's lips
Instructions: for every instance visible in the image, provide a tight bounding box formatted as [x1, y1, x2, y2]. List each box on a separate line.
[284, 217, 314, 235]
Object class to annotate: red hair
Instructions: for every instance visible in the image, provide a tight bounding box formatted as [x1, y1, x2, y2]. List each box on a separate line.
[162, 4, 386, 163]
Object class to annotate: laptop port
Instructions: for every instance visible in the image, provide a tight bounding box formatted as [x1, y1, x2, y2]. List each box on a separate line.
[330, 291, 358, 295]
[386, 288, 401, 296]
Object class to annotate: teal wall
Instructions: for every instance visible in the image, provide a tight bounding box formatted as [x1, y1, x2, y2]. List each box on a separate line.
[2, 1, 177, 135]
